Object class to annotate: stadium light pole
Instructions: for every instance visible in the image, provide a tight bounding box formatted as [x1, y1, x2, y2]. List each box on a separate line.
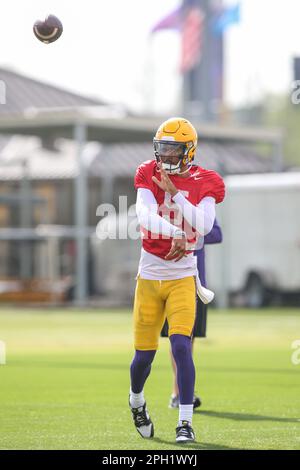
[74, 121, 88, 306]
[182, 0, 223, 123]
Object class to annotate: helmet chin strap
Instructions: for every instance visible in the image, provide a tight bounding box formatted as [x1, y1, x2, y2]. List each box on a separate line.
[177, 166, 191, 175]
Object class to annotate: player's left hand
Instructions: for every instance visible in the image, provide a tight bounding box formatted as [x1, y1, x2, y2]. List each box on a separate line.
[152, 163, 178, 197]
[165, 235, 187, 262]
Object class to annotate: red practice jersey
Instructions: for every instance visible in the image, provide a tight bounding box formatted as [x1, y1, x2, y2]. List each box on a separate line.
[134, 160, 225, 259]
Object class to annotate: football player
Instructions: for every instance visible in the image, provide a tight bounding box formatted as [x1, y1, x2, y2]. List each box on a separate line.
[129, 117, 225, 443]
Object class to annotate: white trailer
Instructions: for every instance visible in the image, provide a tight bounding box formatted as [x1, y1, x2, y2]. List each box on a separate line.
[206, 172, 300, 307]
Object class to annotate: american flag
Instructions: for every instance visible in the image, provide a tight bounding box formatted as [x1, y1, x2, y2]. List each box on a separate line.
[180, 7, 205, 74]
[150, 2, 205, 75]
[150, 7, 181, 34]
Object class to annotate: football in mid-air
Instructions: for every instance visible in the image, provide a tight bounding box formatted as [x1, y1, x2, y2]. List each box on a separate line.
[33, 14, 63, 44]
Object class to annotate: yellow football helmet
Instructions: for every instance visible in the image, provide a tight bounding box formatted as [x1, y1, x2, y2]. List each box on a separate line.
[153, 117, 198, 174]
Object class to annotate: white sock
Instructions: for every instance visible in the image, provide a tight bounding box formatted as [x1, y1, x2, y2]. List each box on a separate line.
[129, 388, 145, 408]
[179, 404, 193, 425]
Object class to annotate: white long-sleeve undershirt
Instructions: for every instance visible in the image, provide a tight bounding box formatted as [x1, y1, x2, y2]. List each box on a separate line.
[136, 188, 216, 237]
[172, 191, 215, 236]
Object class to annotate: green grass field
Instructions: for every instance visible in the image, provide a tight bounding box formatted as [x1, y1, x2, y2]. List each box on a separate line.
[0, 308, 300, 450]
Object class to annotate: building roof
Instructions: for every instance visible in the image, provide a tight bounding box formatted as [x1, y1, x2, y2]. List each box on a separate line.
[91, 142, 279, 177]
[0, 107, 283, 144]
[0, 67, 105, 116]
[0, 137, 281, 181]
[0, 70, 284, 179]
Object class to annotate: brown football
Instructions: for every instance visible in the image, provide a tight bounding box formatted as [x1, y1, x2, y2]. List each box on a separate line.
[33, 14, 63, 44]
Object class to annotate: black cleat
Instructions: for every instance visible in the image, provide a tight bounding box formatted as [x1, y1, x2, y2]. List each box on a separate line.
[176, 421, 195, 443]
[129, 400, 154, 439]
[169, 394, 180, 408]
[169, 394, 202, 409]
[193, 394, 202, 409]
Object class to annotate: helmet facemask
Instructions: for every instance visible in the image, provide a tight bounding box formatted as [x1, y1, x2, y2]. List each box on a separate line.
[153, 140, 194, 175]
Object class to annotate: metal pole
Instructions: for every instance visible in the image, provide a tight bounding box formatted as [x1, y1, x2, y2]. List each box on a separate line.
[20, 160, 32, 279]
[272, 139, 284, 172]
[74, 122, 88, 305]
[216, 200, 229, 309]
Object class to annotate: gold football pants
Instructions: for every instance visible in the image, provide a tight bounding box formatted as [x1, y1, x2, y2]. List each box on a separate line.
[133, 276, 196, 351]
